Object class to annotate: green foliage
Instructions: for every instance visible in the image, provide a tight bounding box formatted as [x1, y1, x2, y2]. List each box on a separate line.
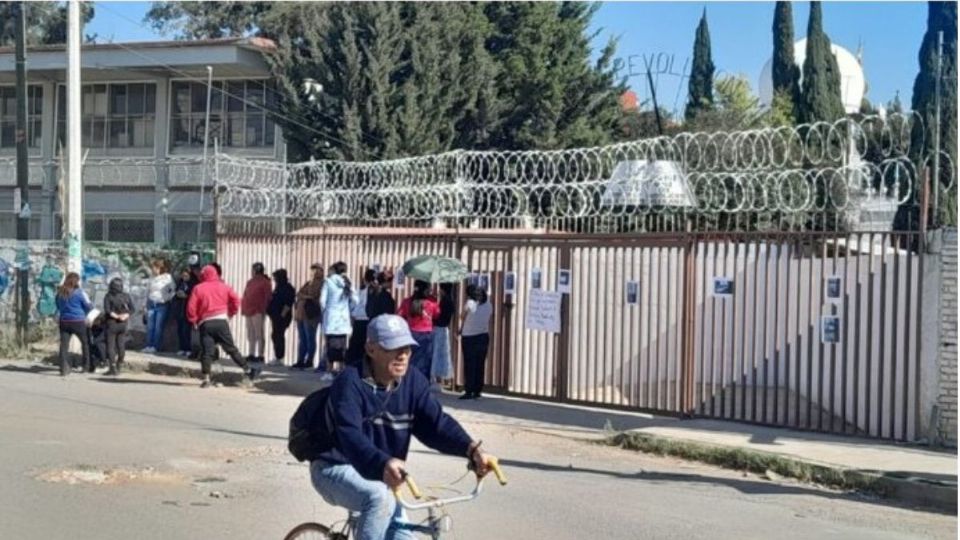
[685, 75, 764, 132]
[910, 1, 957, 226]
[771, 1, 800, 124]
[685, 10, 715, 123]
[0, 1, 95, 46]
[797, 2, 845, 124]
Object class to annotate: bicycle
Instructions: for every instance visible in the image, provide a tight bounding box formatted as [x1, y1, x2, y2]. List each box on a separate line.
[284, 458, 507, 540]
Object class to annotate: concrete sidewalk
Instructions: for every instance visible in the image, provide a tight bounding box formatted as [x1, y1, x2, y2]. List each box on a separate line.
[23, 348, 959, 512]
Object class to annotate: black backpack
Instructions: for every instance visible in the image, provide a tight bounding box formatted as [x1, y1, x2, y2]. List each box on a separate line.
[288, 387, 336, 462]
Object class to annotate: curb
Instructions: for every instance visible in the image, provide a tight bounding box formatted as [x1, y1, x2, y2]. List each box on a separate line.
[604, 431, 957, 514]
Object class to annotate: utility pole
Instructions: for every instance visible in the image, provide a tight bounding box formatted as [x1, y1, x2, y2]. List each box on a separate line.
[646, 69, 664, 136]
[66, 0, 82, 273]
[14, 1, 29, 346]
[198, 66, 213, 243]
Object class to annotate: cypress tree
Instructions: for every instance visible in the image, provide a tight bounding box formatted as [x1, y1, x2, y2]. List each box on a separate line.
[798, 2, 845, 123]
[685, 9, 715, 122]
[910, 1, 957, 224]
[771, 1, 801, 123]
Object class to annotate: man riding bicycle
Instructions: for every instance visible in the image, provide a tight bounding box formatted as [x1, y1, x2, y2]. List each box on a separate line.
[310, 314, 497, 540]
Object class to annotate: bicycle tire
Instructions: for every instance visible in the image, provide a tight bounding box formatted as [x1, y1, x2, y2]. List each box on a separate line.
[283, 522, 343, 540]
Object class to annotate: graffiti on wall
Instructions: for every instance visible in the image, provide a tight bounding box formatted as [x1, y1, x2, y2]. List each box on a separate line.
[0, 240, 214, 332]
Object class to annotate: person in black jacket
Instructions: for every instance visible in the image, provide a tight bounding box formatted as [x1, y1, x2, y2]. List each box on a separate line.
[267, 268, 296, 365]
[310, 315, 497, 540]
[364, 270, 397, 320]
[103, 278, 133, 376]
[172, 268, 196, 357]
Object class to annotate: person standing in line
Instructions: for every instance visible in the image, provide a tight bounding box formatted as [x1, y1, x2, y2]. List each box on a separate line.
[292, 263, 324, 370]
[319, 261, 355, 381]
[346, 269, 376, 368]
[267, 268, 296, 365]
[56, 272, 93, 376]
[365, 270, 397, 320]
[431, 283, 456, 388]
[172, 268, 196, 357]
[103, 277, 133, 376]
[397, 279, 440, 380]
[459, 284, 493, 400]
[144, 259, 175, 354]
[186, 265, 261, 388]
[242, 262, 273, 364]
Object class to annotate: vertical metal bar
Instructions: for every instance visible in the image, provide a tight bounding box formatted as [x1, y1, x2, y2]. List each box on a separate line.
[902, 234, 913, 440]
[890, 234, 901, 438]
[557, 245, 571, 402]
[645, 246, 653, 408]
[752, 238, 763, 422]
[774, 238, 785, 424]
[761, 238, 786, 424]
[794, 237, 803, 428]
[682, 239, 696, 414]
[914, 231, 926, 440]
[711, 240, 720, 417]
[878, 234, 888, 437]
[840, 232, 851, 433]
[720, 240, 729, 417]
[699, 240, 708, 414]
[852, 233, 862, 434]
[818, 237, 827, 431]
[803, 235, 815, 430]
[829, 231, 839, 433]
[865, 232, 875, 435]
[654, 246, 662, 408]
[730, 239, 739, 418]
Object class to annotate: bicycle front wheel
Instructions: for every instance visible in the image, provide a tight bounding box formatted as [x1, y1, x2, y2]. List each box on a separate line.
[284, 522, 343, 540]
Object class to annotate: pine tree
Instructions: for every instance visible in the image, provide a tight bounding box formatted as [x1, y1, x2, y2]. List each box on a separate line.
[771, 1, 801, 123]
[685, 9, 715, 122]
[798, 2, 845, 124]
[910, 1, 958, 225]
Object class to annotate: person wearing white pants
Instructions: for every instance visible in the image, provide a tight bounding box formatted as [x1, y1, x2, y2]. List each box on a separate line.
[241, 262, 273, 364]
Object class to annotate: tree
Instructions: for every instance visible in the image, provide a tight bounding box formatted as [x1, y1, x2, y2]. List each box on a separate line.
[910, 1, 957, 225]
[685, 9, 715, 122]
[771, 1, 801, 124]
[686, 75, 764, 132]
[888, 92, 904, 114]
[0, 1, 95, 47]
[797, 2, 845, 123]
[145, 1, 271, 39]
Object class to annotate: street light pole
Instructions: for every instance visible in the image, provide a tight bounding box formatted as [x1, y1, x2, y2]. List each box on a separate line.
[66, 0, 83, 274]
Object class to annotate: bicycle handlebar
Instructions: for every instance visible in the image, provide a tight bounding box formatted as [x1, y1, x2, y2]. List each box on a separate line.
[393, 457, 507, 511]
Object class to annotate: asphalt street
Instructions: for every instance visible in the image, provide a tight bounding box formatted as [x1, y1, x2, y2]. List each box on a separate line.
[0, 363, 954, 540]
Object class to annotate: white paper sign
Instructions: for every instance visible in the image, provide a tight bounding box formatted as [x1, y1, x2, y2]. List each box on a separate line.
[525, 289, 562, 333]
[557, 269, 571, 294]
[504, 271, 517, 296]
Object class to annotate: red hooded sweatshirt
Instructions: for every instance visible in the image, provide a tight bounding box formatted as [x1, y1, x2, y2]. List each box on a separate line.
[187, 265, 241, 325]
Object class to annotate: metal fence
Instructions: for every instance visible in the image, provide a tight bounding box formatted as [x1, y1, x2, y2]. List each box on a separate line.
[218, 227, 927, 441]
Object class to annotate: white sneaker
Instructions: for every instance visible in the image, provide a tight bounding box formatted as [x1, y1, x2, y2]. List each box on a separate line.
[319, 373, 335, 383]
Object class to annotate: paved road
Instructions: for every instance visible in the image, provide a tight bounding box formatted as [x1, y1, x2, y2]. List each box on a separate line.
[0, 363, 954, 540]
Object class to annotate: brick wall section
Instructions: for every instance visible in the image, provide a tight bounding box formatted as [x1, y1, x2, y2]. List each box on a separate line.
[939, 228, 958, 447]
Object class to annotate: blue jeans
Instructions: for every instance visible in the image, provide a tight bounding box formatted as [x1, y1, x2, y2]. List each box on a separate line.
[297, 318, 320, 367]
[146, 301, 169, 350]
[410, 331, 434, 381]
[310, 461, 415, 540]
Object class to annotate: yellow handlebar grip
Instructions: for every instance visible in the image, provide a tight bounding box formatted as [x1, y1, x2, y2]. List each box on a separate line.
[404, 474, 424, 499]
[487, 457, 508, 486]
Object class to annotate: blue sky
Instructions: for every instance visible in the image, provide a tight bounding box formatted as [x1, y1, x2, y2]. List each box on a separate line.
[87, 1, 928, 116]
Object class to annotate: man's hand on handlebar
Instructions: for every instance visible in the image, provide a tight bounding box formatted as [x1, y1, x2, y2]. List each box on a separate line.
[382, 458, 407, 489]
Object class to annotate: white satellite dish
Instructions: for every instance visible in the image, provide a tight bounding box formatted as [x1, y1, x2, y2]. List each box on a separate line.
[758, 38, 866, 114]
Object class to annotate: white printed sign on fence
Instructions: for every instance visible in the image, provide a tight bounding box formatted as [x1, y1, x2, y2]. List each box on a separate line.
[525, 289, 562, 333]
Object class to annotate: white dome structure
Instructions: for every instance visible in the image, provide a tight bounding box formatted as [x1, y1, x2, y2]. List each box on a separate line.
[759, 38, 866, 114]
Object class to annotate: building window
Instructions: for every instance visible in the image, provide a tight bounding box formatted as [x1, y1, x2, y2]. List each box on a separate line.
[0, 86, 43, 150]
[57, 83, 156, 151]
[170, 219, 215, 245]
[170, 80, 275, 150]
[84, 215, 155, 243]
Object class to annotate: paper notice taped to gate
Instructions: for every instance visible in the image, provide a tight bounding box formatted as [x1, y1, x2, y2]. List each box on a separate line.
[525, 289, 562, 333]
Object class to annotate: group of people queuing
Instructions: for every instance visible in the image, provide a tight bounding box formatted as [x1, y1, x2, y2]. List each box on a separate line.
[54, 256, 494, 397]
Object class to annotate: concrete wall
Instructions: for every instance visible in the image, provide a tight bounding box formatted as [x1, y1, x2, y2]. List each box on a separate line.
[938, 228, 958, 447]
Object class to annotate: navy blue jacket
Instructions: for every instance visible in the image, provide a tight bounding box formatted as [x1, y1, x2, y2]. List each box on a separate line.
[318, 363, 473, 481]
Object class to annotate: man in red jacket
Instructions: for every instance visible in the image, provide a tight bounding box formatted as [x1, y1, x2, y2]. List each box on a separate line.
[187, 265, 261, 388]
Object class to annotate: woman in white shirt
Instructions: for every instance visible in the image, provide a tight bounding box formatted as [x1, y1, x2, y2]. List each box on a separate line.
[144, 259, 175, 353]
[459, 284, 493, 400]
[346, 269, 376, 368]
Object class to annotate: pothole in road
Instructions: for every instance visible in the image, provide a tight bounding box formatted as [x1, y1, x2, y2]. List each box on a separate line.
[33, 465, 186, 486]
